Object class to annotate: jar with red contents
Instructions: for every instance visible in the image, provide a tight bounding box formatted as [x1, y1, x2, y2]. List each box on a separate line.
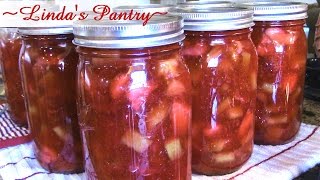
[248, 2, 308, 145]
[18, 27, 83, 173]
[170, 7, 257, 175]
[0, 28, 27, 126]
[74, 15, 192, 179]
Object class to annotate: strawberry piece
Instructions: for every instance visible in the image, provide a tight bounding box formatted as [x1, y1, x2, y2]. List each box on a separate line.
[121, 131, 152, 153]
[226, 107, 244, 120]
[171, 100, 191, 136]
[165, 139, 183, 161]
[265, 28, 296, 45]
[238, 110, 254, 139]
[147, 101, 170, 130]
[167, 80, 186, 97]
[110, 73, 130, 99]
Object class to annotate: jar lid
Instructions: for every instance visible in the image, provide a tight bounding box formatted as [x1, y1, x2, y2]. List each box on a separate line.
[241, 2, 308, 21]
[168, 7, 254, 31]
[73, 15, 184, 49]
[18, 27, 73, 35]
[177, 1, 233, 8]
[113, 4, 173, 13]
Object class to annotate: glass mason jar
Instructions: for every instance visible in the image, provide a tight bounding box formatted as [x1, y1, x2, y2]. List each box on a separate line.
[74, 16, 192, 179]
[0, 28, 27, 126]
[249, 2, 308, 145]
[19, 27, 83, 173]
[170, 7, 257, 175]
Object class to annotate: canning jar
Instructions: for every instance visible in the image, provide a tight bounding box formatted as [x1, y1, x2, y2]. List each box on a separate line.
[74, 15, 192, 179]
[19, 27, 83, 173]
[249, 2, 308, 145]
[170, 7, 257, 175]
[0, 28, 27, 126]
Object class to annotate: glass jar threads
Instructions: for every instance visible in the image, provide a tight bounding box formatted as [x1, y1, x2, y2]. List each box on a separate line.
[170, 7, 257, 175]
[74, 15, 192, 179]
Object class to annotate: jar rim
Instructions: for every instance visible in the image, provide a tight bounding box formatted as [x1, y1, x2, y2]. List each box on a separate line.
[239, 2, 308, 21]
[168, 7, 254, 31]
[18, 27, 73, 35]
[73, 15, 185, 49]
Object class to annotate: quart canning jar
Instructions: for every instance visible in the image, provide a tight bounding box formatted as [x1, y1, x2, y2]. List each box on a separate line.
[248, 2, 308, 145]
[0, 28, 27, 126]
[170, 7, 257, 175]
[74, 15, 192, 179]
[19, 27, 83, 173]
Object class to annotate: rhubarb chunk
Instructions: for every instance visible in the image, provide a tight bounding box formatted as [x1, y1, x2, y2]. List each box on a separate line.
[53, 126, 68, 141]
[165, 139, 183, 161]
[121, 131, 152, 153]
[267, 115, 288, 125]
[227, 107, 244, 120]
[208, 139, 228, 153]
[213, 152, 235, 164]
[241, 51, 251, 69]
[147, 101, 170, 130]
